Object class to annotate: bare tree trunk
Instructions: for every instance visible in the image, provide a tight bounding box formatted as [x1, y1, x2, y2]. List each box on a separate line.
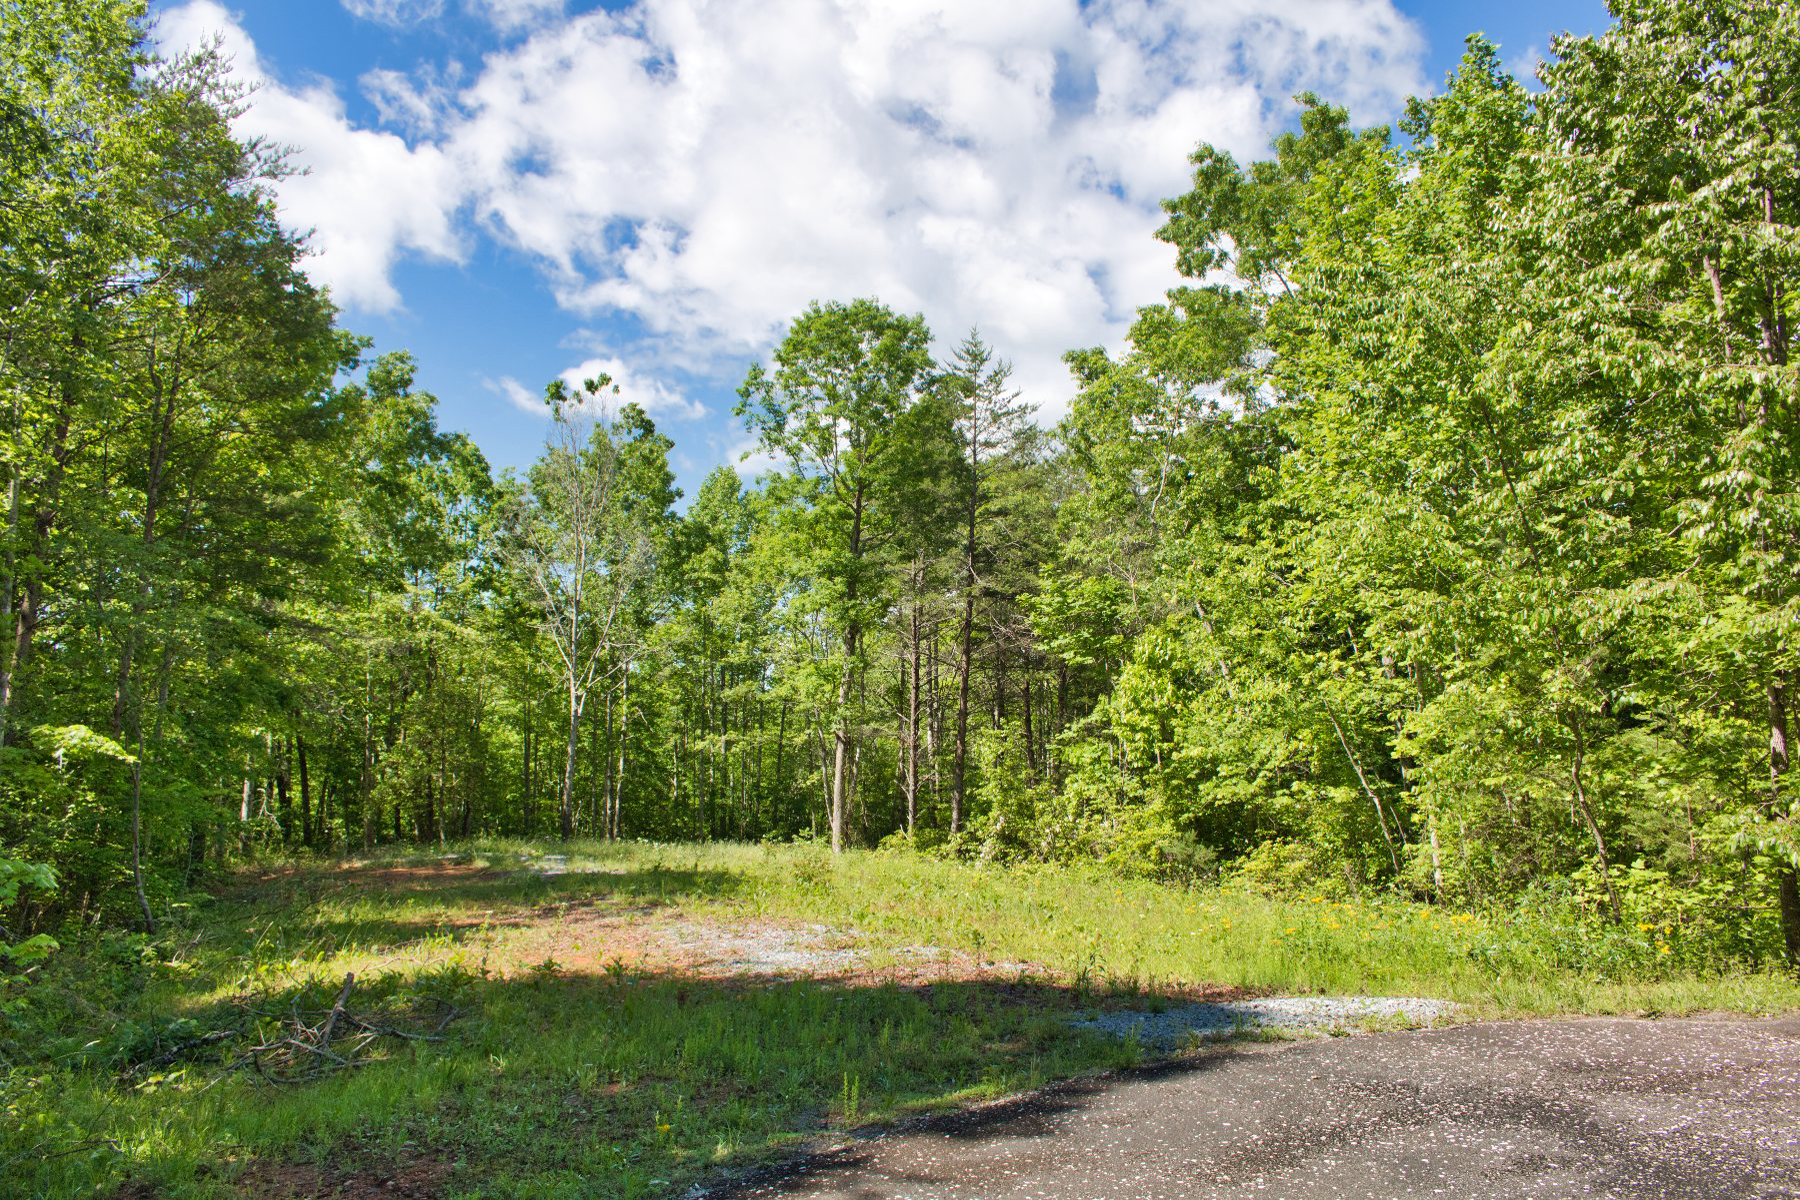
[1771, 680, 1798, 970]
[560, 683, 580, 840]
[1568, 716, 1621, 923]
[1325, 709, 1402, 876]
[297, 728, 312, 849]
[951, 583, 974, 835]
[907, 588, 921, 834]
[832, 645, 853, 852]
[613, 667, 630, 840]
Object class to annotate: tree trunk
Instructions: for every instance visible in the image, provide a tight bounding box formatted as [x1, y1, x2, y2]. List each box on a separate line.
[830, 491, 866, 853]
[951, 583, 974, 835]
[907, 588, 921, 835]
[361, 657, 376, 849]
[129, 750, 154, 934]
[297, 730, 312, 849]
[613, 667, 630, 839]
[1568, 716, 1621, 923]
[1771, 680, 1798, 970]
[0, 371, 76, 748]
[773, 699, 789, 832]
[831, 637, 854, 853]
[1325, 709, 1402, 876]
[560, 683, 580, 840]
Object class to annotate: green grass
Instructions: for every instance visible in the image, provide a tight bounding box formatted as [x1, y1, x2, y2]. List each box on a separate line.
[4, 839, 1796, 1199]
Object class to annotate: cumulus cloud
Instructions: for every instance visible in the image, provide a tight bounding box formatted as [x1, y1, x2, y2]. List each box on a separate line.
[155, 1, 464, 313]
[487, 357, 704, 420]
[158, 0, 1429, 417]
[361, 64, 463, 138]
[555, 356, 706, 419]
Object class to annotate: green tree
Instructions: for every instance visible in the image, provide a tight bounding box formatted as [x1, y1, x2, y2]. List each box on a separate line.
[737, 299, 934, 850]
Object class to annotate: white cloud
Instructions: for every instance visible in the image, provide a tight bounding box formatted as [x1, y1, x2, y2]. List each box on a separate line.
[487, 358, 704, 420]
[361, 64, 463, 138]
[466, 0, 564, 33]
[341, 0, 445, 27]
[158, 0, 1429, 416]
[156, 1, 464, 313]
[724, 434, 785, 482]
[555, 356, 705, 420]
[1506, 43, 1547, 87]
[487, 375, 544, 414]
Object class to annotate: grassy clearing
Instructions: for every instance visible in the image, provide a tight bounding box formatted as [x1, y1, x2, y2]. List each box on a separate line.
[4, 840, 1796, 1199]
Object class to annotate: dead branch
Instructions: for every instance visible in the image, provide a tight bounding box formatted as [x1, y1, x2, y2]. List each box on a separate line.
[209, 973, 463, 1086]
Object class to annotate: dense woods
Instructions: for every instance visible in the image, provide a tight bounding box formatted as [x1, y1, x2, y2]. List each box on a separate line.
[2, 0, 1796, 972]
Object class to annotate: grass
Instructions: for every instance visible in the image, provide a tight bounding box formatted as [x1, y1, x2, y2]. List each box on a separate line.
[4, 838, 1796, 1199]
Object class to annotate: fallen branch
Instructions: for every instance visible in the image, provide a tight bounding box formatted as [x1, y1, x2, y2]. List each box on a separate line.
[318, 972, 355, 1047]
[220, 973, 462, 1085]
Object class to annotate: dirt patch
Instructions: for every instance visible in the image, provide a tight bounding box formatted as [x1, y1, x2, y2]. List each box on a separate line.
[235, 1155, 454, 1200]
[296, 859, 1257, 1005]
[459, 897, 1258, 1002]
[106, 1185, 162, 1200]
[497, 899, 1011, 984]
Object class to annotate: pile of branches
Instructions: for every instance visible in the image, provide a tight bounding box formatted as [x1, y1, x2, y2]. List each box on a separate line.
[124, 973, 461, 1087]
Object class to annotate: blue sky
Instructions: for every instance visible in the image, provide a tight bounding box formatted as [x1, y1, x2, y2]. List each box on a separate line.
[151, 0, 1610, 499]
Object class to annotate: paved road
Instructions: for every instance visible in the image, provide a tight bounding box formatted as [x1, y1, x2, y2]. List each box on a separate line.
[706, 1016, 1800, 1200]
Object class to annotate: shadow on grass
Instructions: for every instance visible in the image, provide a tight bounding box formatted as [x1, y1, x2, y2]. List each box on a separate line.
[240, 856, 750, 910]
[203, 860, 755, 966]
[137, 964, 1159, 1200]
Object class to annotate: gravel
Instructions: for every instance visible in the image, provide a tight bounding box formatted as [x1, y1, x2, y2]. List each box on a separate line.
[1074, 996, 1462, 1047]
[706, 1016, 1800, 1199]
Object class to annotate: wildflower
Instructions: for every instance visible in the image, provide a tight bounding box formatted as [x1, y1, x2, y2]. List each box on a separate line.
[657, 1123, 672, 1133]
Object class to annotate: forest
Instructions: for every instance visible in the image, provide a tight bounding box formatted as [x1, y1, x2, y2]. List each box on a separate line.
[2, 0, 1797, 979]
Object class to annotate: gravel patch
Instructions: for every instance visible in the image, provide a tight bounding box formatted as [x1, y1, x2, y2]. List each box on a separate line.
[662, 921, 867, 975]
[1074, 996, 1462, 1047]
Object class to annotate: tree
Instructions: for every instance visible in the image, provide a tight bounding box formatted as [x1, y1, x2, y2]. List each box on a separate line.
[1523, 0, 1800, 956]
[937, 333, 1031, 834]
[737, 299, 933, 850]
[504, 381, 656, 840]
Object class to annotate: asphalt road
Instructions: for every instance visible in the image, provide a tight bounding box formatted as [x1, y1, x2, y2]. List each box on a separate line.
[705, 1016, 1800, 1200]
